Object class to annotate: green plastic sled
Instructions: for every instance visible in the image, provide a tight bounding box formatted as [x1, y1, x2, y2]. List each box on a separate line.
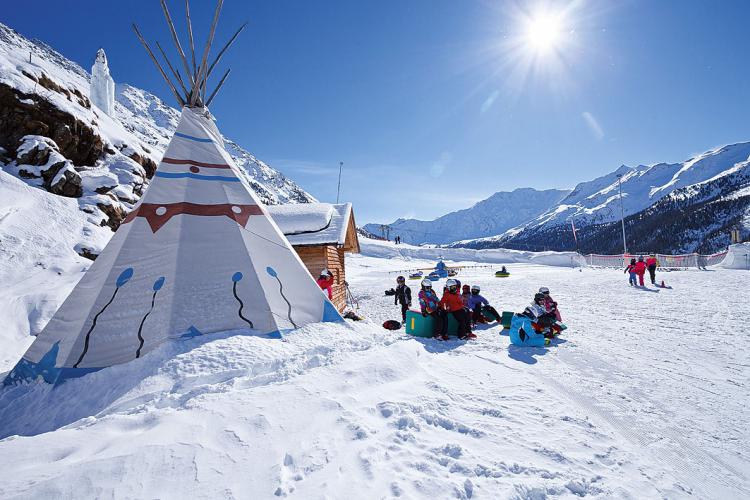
[404, 309, 460, 338]
[500, 311, 514, 330]
[481, 309, 499, 322]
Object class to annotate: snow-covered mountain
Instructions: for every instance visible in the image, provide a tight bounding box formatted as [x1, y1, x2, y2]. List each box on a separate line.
[459, 143, 750, 253]
[0, 22, 313, 257]
[363, 188, 569, 245]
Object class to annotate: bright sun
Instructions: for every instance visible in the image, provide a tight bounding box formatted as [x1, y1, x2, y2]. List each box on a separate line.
[525, 11, 564, 53]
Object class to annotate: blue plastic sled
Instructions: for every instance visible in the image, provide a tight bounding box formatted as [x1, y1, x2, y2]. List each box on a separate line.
[508, 315, 547, 347]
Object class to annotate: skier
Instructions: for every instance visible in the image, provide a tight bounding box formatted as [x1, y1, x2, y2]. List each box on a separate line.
[624, 258, 637, 286]
[646, 255, 658, 284]
[418, 279, 445, 340]
[394, 275, 412, 324]
[317, 269, 334, 299]
[538, 286, 561, 322]
[634, 256, 647, 286]
[467, 285, 501, 326]
[439, 279, 475, 340]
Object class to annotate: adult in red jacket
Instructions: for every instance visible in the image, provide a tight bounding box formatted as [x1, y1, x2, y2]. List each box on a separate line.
[645, 255, 658, 284]
[317, 269, 334, 300]
[438, 279, 474, 340]
[634, 257, 647, 286]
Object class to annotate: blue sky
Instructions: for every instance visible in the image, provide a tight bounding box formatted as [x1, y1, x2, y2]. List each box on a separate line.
[3, 1, 750, 224]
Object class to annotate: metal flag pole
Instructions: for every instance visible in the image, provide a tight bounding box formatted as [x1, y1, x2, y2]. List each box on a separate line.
[336, 161, 343, 203]
[617, 174, 628, 261]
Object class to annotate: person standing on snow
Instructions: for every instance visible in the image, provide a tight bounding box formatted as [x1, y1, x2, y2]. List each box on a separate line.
[634, 256, 647, 286]
[394, 276, 412, 323]
[624, 258, 637, 286]
[646, 255, 658, 284]
[317, 269, 335, 300]
[467, 285, 501, 326]
[438, 279, 474, 340]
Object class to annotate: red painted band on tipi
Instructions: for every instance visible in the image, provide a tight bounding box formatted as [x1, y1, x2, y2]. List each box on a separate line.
[123, 202, 264, 232]
[162, 157, 231, 169]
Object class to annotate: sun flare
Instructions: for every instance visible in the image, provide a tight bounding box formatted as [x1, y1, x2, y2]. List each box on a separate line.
[525, 11, 564, 53]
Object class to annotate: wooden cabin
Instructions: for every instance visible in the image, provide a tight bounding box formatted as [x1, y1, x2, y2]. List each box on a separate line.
[267, 203, 360, 312]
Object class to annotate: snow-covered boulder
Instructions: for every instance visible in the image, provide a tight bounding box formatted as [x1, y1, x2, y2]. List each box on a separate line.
[12, 135, 82, 197]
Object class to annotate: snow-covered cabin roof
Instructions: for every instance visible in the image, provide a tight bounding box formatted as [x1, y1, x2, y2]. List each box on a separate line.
[267, 202, 360, 252]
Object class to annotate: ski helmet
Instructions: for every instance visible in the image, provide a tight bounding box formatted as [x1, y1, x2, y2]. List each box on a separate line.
[421, 279, 432, 288]
[638, 255, 644, 262]
[396, 275, 406, 283]
[534, 292, 545, 303]
[446, 278, 458, 290]
[539, 287, 550, 294]
[471, 285, 480, 292]
[320, 269, 331, 277]
[462, 284, 470, 292]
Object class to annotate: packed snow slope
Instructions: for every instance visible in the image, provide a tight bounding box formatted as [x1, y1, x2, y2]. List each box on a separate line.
[1, 239, 748, 497]
[0, 21, 313, 242]
[363, 188, 569, 246]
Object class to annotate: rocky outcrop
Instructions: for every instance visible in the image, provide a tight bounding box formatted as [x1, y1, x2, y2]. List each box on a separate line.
[0, 82, 102, 166]
[97, 199, 127, 230]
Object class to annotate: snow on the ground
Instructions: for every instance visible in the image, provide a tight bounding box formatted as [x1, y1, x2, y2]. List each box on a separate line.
[0, 171, 108, 368]
[0, 244, 748, 498]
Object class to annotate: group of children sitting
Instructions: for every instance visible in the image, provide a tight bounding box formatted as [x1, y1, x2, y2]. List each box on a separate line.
[391, 276, 501, 341]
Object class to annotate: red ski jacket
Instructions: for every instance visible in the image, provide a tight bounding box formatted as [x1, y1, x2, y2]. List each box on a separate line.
[439, 291, 464, 312]
[646, 257, 657, 267]
[317, 276, 334, 299]
[634, 262, 647, 275]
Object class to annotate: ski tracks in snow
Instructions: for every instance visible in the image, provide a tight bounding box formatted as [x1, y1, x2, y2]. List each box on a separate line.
[547, 345, 750, 498]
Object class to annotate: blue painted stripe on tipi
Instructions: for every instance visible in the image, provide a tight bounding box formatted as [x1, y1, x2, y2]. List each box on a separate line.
[174, 132, 213, 143]
[155, 172, 241, 182]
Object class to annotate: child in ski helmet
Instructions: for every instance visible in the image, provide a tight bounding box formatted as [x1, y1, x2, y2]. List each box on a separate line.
[467, 285, 501, 325]
[538, 286, 561, 322]
[418, 279, 439, 316]
[394, 276, 412, 324]
[461, 284, 471, 308]
[634, 256, 647, 286]
[417, 279, 443, 337]
[523, 292, 557, 337]
[624, 258, 637, 286]
[438, 279, 474, 340]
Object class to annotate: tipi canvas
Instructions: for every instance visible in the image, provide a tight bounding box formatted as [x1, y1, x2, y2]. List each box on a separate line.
[5, 105, 342, 386]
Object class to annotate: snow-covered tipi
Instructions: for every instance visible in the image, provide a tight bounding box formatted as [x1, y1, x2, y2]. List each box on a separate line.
[4, 0, 342, 386]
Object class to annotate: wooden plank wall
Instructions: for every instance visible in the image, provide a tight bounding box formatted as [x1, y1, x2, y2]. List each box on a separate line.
[293, 245, 347, 312]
